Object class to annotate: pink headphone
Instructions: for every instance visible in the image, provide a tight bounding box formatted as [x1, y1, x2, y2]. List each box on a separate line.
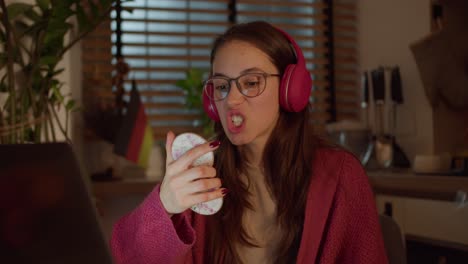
[202, 27, 312, 122]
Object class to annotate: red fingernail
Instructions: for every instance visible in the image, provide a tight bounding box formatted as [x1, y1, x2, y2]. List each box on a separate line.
[209, 140, 221, 148]
[221, 188, 229, 196]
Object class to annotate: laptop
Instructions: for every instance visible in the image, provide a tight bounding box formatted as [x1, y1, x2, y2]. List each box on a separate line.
[0, 143, 114, 264]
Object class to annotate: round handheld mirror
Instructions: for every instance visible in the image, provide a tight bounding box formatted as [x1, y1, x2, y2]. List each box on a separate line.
[171, 133, 223, 215]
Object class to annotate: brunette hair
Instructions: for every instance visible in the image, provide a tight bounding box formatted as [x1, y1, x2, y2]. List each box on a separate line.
[206, 21, 323, 263]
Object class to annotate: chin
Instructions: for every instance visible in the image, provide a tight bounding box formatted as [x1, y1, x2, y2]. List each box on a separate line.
[224, 129, 251, 146]
[226, 134, 247, 146]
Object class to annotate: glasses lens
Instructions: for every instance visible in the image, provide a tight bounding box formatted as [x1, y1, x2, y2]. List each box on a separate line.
[205, 78, 229, 100]
[238, 73, 265, 97]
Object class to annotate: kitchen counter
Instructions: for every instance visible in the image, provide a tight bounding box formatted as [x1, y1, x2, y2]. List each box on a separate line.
[93, 170, 468, 252]
[92, 170, 468, 203]
[93, 178, 158, 199]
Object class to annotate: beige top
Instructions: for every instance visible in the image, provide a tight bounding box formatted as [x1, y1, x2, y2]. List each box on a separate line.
[236, 167, 283, 264]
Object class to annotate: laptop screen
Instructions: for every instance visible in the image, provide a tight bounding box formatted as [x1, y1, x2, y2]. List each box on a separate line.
[0, 143, 113, 264]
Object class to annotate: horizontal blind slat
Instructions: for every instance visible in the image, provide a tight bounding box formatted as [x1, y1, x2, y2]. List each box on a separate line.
[238, 0, 327, 8]
[122, 18, 231, 26]
[122, 54, 211, 61]
[152, 127, 204, 141]
[144, 102, 188, 109]
[119, 30, 223, 37]
[82, 53, 113, 61]
[335, 2, 356, 12]
[336, 113, 359, 121]
[119, 43, 213, 49]
[125, 6, 229, 14]
[148, 114, 202, 122]
[131, 67, 210, 73]
[238, 11, 327, 20]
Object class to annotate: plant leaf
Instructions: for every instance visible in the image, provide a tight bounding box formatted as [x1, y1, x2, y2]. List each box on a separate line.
[72, 106, 82, 112]
[100, 0, 113, 9]
[0, 81, 7, 92]
[6, 3, 34, 20]
[49, 2, 74, 21]
[53, 68, 65, 75]
[24, 7, 42, 22]
[75, 4, 90, 31]
[13, 21, 29, 36]
[51, 83, 64, 103]
[0, 54, 6, 70]
[65, 99, 75, 111]
[42, 22, 69, 53]
[39, 56, 59, 66]
[175, 79, 187, 89]
[36, 0, 50, 12]
[17, 20, 47, 39]
[122, 6, 134, 14]
[87, 0, 99, 21]
[21, 92, 31, 113]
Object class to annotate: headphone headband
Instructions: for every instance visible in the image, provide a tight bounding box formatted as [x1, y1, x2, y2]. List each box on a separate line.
[273, 26, 307, 68]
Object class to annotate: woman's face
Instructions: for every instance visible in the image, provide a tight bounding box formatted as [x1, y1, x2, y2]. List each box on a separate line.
[212, 40, 281, 150]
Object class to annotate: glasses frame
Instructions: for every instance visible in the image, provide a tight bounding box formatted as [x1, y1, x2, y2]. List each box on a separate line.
[203, 72, 281, 101]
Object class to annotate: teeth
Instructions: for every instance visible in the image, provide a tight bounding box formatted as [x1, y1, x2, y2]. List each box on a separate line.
[231, 115, 244, 127]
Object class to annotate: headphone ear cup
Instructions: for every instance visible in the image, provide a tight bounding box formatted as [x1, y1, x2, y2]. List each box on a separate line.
[279, 63, 312, 112]
[202, 83, 220, 122]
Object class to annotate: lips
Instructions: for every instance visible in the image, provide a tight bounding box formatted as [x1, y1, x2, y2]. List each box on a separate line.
[227, 110, 245, 134]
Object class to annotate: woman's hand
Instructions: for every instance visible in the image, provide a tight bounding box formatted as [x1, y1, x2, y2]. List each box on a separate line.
[159, 131, 225, 216]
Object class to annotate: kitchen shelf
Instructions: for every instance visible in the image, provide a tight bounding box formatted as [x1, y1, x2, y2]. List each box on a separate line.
[367, 169, 468, 202]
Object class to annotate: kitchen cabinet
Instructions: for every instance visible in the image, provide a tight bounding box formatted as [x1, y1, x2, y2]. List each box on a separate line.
[370, 169, 468, 262]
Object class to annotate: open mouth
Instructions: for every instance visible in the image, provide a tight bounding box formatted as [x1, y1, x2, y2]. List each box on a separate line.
[231, 115, 244, 127]
[227, 111, 245, 133]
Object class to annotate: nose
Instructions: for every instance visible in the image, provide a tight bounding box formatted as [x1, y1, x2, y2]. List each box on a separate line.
[225, 80, 244, 107]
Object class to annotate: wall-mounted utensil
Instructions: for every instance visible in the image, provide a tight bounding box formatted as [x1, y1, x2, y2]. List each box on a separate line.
[361, 71, 370, 129]
[390, 66, 403, 137]
[372, 68, 393, 168]
[361, 71, 374, 166]
[390, 67, 410, 168]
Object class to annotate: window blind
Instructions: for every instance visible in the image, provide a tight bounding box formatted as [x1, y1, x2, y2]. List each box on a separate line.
[81, 0, 359, 141]
[113, 0, 231, 140]
[332, 0, 359, 121]
[81, 17, 115, 141]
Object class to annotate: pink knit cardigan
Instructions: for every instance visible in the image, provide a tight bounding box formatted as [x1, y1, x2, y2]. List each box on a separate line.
[111, 148, 388, 263]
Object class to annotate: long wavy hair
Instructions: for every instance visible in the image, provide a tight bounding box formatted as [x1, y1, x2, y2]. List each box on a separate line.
[206, 21, 324, 263]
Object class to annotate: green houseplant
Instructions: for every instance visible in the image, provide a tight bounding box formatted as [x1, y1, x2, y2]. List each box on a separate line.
[176, 68, 214, 138]
[0, 0, 119, 144]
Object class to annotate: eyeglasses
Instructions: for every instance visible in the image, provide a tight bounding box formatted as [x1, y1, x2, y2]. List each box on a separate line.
[203, 72, 280, 101]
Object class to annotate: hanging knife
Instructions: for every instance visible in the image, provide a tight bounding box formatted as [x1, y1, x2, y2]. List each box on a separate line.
[390, 66, 411, 168]
[391, 66, 404, 137]
[361, 71, 370, 129]
[372, 67, 392, 168]
[371, 68, 385, 137]
[360, 71, 374, 166]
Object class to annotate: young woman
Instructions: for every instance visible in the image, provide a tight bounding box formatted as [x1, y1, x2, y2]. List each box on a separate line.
[111, 21, 387, 264]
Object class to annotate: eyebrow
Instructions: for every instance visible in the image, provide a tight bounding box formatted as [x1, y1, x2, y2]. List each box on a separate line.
[212, 67, 266, 78]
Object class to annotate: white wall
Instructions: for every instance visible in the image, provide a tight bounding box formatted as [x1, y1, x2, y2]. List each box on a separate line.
[358, 0, 434, 160]
[63, 21, 84, 158]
